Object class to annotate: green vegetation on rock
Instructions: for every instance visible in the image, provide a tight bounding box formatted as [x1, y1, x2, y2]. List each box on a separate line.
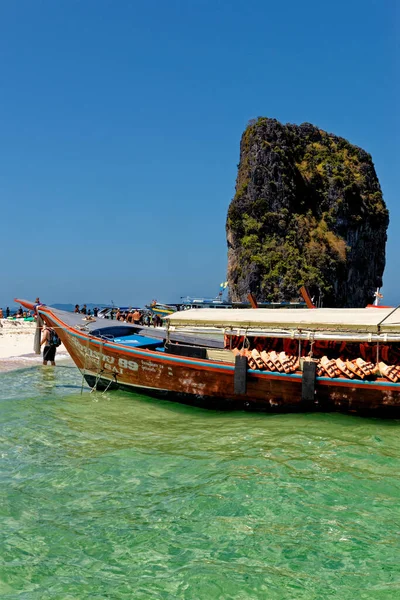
[226, 118, 389, 307]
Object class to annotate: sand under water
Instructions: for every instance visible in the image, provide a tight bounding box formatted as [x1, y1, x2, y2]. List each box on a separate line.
[1, 353, 399, 598]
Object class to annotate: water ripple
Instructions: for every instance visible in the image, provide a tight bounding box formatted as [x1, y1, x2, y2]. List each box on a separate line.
[0, 365, 400, 598]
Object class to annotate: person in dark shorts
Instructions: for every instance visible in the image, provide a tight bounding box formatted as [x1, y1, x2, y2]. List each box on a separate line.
[132, 309, 141, 325]
[41, 324, 57, 366]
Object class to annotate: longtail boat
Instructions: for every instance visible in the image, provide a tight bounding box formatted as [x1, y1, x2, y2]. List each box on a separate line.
[146, 301, 177, 317]
[15, 299, 400, 416]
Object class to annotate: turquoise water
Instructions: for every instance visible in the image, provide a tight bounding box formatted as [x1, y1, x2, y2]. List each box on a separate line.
[1, 363, 400, 599]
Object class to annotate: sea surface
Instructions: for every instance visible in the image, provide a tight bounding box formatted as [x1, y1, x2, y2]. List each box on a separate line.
[1, 362, 399, 599]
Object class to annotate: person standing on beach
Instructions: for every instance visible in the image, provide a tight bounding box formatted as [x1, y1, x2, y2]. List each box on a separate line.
[40, 324, 57, 366]
[132, 309, 141, 325]
[33, 297, 43, 315]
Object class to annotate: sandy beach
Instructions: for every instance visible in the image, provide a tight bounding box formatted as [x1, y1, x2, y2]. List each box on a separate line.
[0, 319, 69, 371]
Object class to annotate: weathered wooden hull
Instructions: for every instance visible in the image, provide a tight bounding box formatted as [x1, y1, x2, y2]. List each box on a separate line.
[37, 307, 400, 416]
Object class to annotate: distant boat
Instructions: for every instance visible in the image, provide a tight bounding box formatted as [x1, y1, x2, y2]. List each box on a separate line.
[179, 296, 306, 310]
[15, 298, 400, 416]
[180, 296, 231, 309]
[97, 306, 141, 319]
[146, 301, 177, 317]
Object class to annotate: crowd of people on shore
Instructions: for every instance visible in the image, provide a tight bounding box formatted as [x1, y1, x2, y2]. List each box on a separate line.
[74, 304, 99, 317]
[0, 306, 33, 319]
[114, 309, 163, 327]
[1, 297, 43, 319]
[2, 301, 165, 329]
[72, 304, 163, 327]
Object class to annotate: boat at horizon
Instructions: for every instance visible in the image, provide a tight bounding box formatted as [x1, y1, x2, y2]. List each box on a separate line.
[15, 298, 400, 416]
[146, 301, 177, 317]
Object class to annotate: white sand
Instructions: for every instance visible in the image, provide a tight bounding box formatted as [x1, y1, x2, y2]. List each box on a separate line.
[0, 319, 69, 371]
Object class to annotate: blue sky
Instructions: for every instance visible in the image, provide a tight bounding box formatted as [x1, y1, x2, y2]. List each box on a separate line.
[1, 0, 398, 308]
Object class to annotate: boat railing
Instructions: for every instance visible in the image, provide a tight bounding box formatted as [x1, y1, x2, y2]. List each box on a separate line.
[169, 325, 400, 343]
[99, 333, 115, 342]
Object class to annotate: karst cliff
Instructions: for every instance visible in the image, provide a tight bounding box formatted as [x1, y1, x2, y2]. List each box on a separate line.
[226, 118, 389, 307]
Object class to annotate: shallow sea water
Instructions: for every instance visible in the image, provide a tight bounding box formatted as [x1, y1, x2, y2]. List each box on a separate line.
[1, 363, 400, 599]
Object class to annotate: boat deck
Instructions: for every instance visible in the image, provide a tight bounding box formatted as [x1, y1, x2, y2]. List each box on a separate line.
[48, 308, 224, 349]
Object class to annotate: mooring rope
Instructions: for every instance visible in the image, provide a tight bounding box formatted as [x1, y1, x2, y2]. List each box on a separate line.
[80, 336, 90, 395]
[241, 328, 249, 350]
[90, 340, 105, 393]
[102, 372, 117, 395]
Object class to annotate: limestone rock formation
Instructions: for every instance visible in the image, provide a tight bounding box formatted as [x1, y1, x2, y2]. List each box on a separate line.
[226, 118, 389, 307]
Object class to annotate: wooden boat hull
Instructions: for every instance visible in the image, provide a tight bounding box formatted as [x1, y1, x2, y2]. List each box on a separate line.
[25, 304, 400, 416]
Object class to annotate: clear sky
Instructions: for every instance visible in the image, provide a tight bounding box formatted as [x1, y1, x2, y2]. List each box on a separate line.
[1, 0, 398, 309]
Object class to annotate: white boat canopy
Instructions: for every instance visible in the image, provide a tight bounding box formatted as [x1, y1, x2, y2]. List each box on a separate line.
[166, 307, 400, 337]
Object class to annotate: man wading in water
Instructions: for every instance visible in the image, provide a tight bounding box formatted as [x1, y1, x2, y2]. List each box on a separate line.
[40, 324, 57, 366]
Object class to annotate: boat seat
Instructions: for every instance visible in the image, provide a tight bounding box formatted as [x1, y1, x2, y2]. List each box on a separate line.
[113, 334, 161, 349]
